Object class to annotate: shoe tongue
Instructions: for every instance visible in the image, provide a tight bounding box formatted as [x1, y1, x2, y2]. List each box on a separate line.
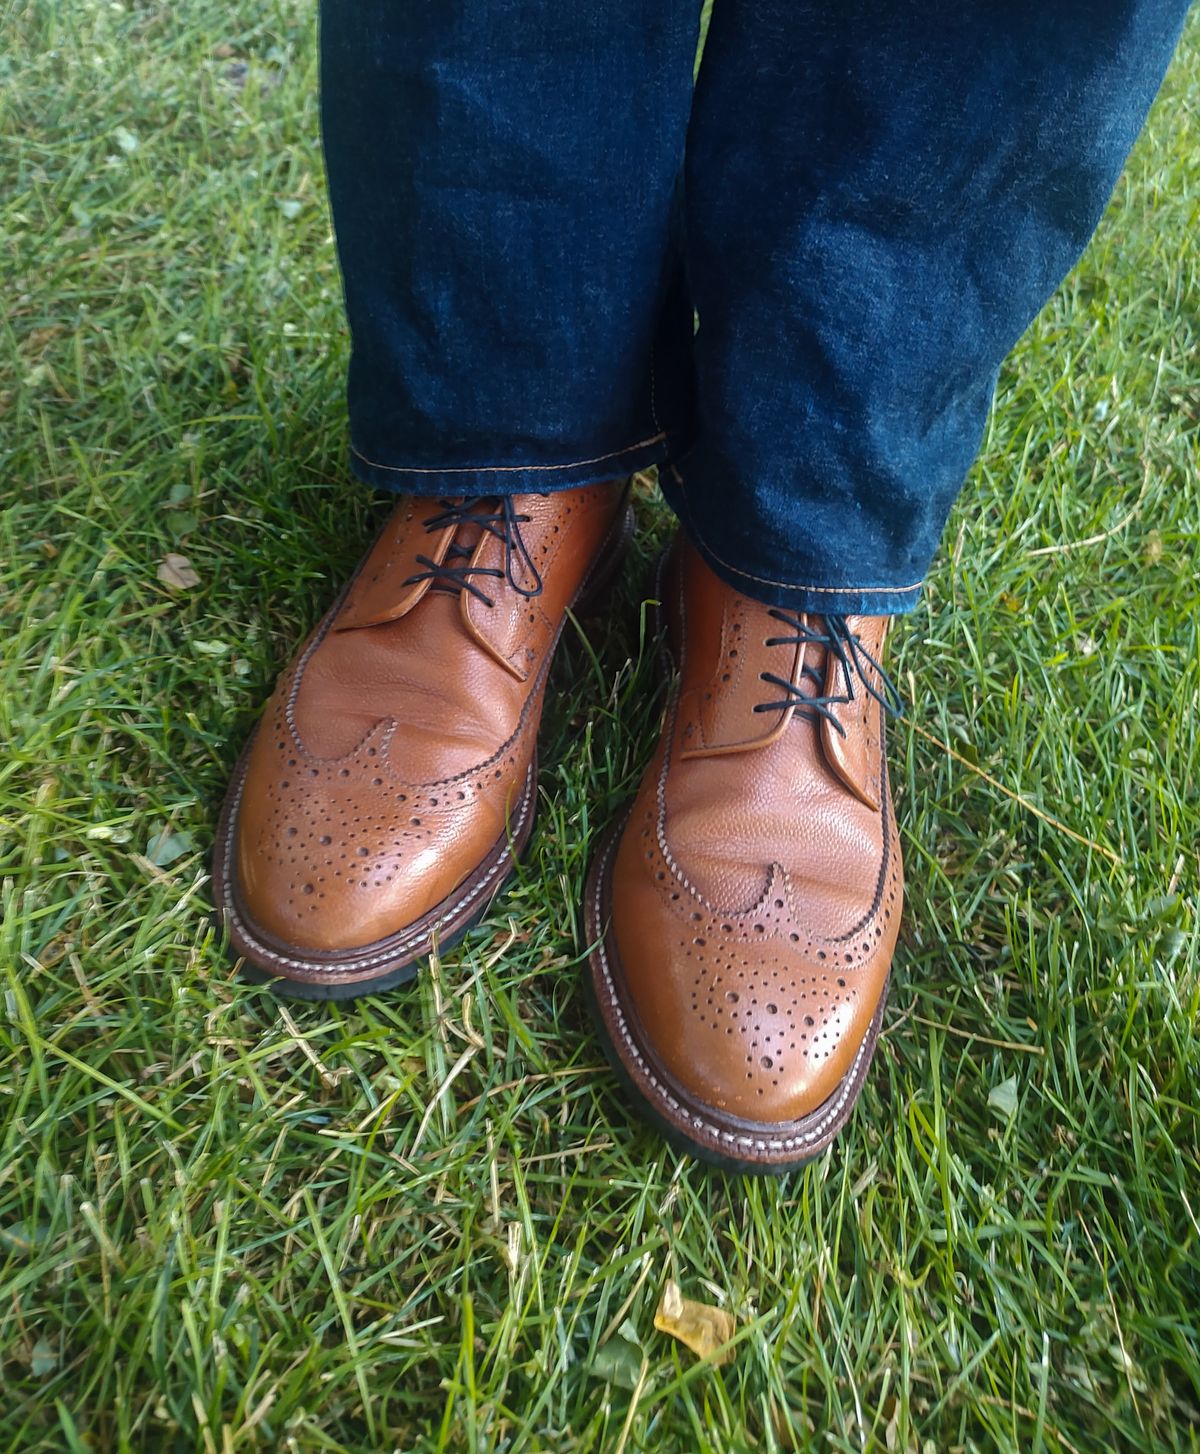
[424, 516, 488, 598]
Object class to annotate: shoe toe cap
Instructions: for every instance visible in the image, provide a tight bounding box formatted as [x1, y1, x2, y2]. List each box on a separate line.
[228, 730, 526, 955]
[607, 844, 891, 1128]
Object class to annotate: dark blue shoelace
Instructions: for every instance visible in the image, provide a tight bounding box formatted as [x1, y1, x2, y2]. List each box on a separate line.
[753, 611, 904, 737]
[402, 496, 544, 607]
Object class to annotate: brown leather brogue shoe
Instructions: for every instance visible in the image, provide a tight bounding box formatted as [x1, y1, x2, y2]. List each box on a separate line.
[214, 481, 631, 998]
[585, 539, 903, 1172]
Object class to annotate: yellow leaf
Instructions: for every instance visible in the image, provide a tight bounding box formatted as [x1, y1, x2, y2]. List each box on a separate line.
[653, 1280, 735, 1366]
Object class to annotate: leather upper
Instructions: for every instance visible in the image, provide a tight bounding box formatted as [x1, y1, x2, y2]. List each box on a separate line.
[608, 541, 902, 1123]
[232, 483, 625, 951]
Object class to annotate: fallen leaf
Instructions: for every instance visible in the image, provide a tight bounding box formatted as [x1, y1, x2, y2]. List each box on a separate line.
[590, 1328, 642, 1390]
[654, 1280, 735, 1366]
[146, 828, 195, 867]
[987, 1075, 1019, 1122]
[158, 553, 199, 589]
[30, 1336, 57, 1378]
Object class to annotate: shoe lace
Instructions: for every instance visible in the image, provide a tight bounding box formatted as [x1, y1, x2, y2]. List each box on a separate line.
[401, 496, 544, 607]
[753, 611, 904, 737]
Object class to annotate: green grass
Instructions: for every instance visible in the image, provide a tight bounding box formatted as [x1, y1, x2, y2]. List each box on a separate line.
[2, 2, 1199, 1450]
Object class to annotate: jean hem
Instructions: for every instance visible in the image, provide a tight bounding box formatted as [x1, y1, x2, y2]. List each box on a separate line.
[662, 464, 924, 617]
[349, 428, 691, 495]
[692, 536, 924, 616]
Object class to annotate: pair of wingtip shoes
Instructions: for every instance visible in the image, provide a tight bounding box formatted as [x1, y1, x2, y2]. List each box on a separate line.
[213, 480, 902, 1172]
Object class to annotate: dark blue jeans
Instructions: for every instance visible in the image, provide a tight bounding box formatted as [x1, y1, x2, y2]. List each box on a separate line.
[320, 1, 1189, 616]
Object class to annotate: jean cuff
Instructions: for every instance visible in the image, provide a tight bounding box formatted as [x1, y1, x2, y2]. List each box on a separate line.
[348, 427, 692, 496]
[689, 531, 923, 616]
[661, 465, 924, 618]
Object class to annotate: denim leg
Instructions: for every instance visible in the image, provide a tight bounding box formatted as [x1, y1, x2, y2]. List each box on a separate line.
[320, 0, 701, 494]
[664, 0, 1192, 616]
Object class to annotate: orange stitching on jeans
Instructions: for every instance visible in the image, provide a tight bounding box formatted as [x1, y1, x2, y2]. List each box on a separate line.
[667, 464, 924, 596]
[351, 433, 667, 477]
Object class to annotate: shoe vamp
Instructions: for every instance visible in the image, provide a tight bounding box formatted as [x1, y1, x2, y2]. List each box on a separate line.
[293, 591, 529, 778]
[662, 731, 886, 935]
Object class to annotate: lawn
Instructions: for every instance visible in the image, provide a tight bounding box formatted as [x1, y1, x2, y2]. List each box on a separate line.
[2, 2, 1198, 1450]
